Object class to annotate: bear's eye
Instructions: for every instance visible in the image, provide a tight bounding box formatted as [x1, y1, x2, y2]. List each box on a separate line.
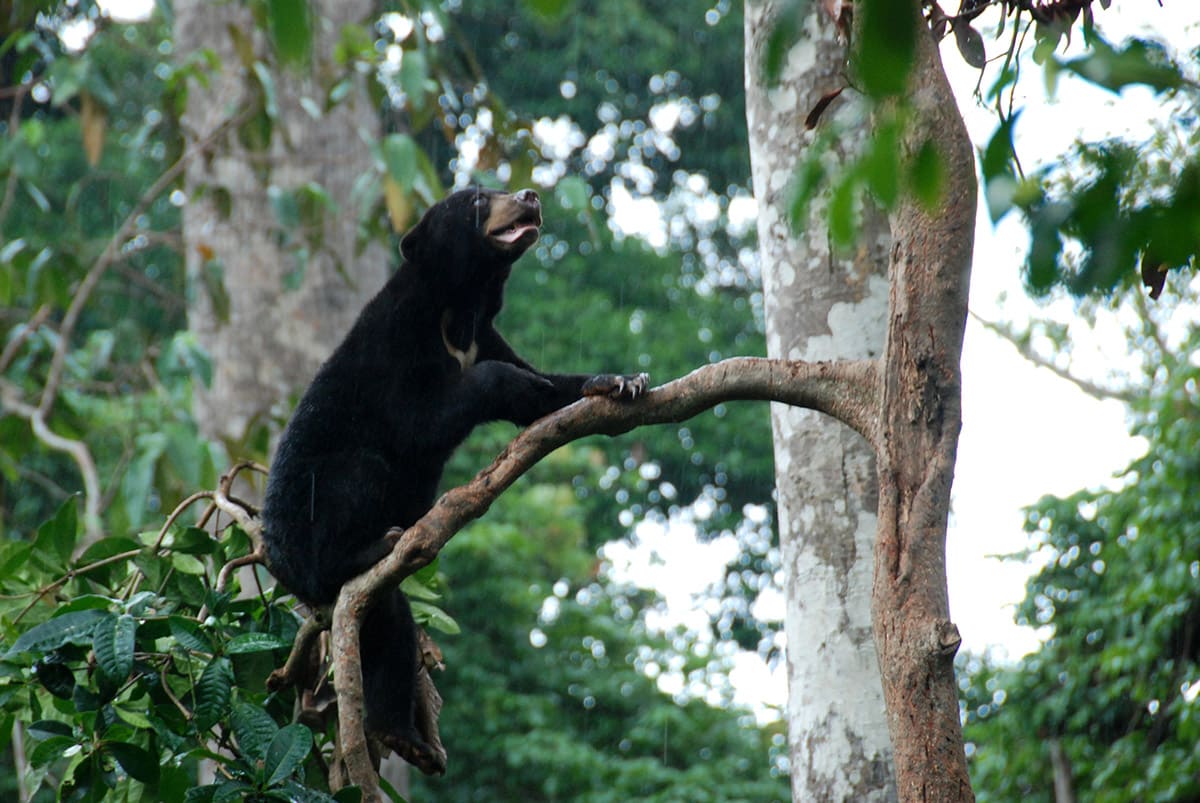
[471, 194, 486, 208]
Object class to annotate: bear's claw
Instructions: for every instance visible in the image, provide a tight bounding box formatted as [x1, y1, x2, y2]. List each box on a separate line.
[582, 372, 649, 400]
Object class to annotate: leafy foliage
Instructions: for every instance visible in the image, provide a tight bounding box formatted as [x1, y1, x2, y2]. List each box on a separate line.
[977, 19, 1200, 297]
[0, 493, 325, 802]
[0, 1, 786, 799]
[961, 311, 1200, 800]
[411, 459, 789, 802]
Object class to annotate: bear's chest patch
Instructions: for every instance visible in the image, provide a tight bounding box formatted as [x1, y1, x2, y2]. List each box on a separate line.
[440, 310, 478, 371]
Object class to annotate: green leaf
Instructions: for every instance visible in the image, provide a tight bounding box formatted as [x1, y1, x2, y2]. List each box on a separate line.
[398, 49, 429, 110]
[0, 541, 32, 581]
[29, 734, 80, 768]
[952, 20, 986, 70]
[855, 0, 916, 98]
[264, 723, 312, 786]
[35, 658, 76, 698]
[28, 720, 73, 739]
[169, 615, 215, 654]
[909, 138, 945, 210]
[92, 613, 136, 685]
[760, 0, 808, 85]
[785, 150, 827, 230]
[268, 185, 300, 229]
[170, 552, 207, 576]
[524, 0, 574, 24]
[400, 573, 440, 601]
[167, 526, 217, 555]
[267, 0, 312, 67]
[33, 497, 78, 565]
[123, 432, 167, 530]
[112, 703, 153, 729]
[194, 657, 234, 730]
[213, 780, 254, 803]
[230, 701, 278, 762]
[1059, 36, 1183, 95]
[332, 787, 364, 803]
[104, 740, 160, 784]
[6, 609, 106, 657]
[382, 134, 419, 189]
[226, 632, 291, 654]
[201, 257, 232, 325]
[828, 175, 858, 246]
[863, 119, 900, 207]
[410, 600, 460, 635]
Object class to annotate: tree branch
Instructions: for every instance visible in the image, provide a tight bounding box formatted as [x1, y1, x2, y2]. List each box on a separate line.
[970, 311, 1136, 403]
[326, 355, 879, 798]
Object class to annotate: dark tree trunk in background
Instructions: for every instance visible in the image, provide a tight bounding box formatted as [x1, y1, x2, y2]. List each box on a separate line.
[870, 8, 976, 801]
[174, 0, 414, 793]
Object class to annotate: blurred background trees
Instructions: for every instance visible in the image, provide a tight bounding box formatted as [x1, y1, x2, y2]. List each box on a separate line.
[0, 0, 1196, 800]
[0, 1, 784, 799]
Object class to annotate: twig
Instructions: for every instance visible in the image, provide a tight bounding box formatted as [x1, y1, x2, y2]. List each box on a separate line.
[0, 305, 50, 375]
[970, 311, 1136, 403]
[0, 378, 104, 539]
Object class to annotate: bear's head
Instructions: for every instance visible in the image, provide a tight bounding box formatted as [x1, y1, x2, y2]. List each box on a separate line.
[400, 188, 542, 289]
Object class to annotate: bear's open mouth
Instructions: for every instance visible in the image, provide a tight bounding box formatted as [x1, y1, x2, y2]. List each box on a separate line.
[490, 221, 540, 244]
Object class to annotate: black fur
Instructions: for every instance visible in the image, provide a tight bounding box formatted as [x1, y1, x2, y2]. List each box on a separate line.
[260, 187, 647, 774]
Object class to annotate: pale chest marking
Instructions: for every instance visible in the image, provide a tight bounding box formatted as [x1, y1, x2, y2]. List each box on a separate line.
[440, 309, 478, 370]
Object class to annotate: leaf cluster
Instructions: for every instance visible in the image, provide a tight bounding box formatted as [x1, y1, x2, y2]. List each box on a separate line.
[0, 496, 341, 802]
[977, 19, 1200, 298]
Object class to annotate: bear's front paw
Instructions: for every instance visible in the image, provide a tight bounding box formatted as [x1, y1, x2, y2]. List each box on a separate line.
[582, 372, 650, 400]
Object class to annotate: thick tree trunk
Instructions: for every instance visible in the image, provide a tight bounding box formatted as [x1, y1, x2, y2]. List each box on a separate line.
[175, 0, 389, 445]
[870, 8, 976, 802]
[744, 2, 896, 800]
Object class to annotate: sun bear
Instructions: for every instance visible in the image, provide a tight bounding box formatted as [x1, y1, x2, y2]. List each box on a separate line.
[260, 187, 647, 775]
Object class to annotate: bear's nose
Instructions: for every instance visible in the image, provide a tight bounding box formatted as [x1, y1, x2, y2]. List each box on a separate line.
[514, 188, 539, 206]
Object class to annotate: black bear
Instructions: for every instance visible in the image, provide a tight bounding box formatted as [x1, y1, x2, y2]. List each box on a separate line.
[260, 187, 647, 775]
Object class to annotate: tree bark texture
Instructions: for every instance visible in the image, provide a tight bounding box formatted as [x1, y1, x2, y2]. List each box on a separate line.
[744, 2, 897, 800]
[869, 7, 977, 802]
[175, 0, 389, 445]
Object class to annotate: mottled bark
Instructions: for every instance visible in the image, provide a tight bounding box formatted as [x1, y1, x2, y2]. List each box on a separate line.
[175, 0, 389, 444]
[744, 2, 896, 800]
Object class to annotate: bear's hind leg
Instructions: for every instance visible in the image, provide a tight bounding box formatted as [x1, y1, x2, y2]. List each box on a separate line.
[361, 589, 447, 776]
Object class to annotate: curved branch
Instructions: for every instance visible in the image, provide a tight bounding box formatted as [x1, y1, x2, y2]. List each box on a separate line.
[361, 356, 877, 597]
[329, 355, 879, 798]
[970, 311, 1136, 403]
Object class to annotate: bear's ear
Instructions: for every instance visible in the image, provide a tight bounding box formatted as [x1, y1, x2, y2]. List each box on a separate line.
[400, 215, 430, 263]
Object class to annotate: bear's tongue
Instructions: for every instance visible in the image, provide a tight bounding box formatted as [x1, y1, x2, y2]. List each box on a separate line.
[495, 223, 538, 244]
